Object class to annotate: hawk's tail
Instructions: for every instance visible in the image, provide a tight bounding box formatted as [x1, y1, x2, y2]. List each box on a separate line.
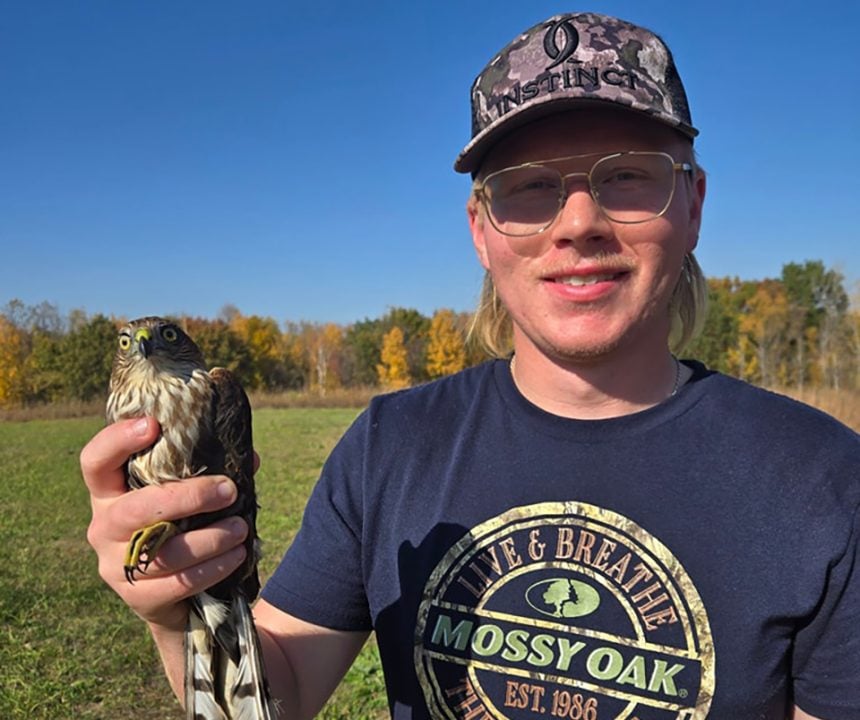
[185, 591, 275, 720]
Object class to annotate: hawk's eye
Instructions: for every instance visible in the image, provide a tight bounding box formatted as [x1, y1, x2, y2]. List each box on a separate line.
[162, 326, 178, 343]
[118, 334, 132, 350]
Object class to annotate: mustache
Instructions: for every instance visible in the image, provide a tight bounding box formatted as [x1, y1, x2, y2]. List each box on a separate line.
[540, 252, 636, 276]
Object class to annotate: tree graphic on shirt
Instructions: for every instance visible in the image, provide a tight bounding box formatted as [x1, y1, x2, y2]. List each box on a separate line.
[542, 578, 581, 618]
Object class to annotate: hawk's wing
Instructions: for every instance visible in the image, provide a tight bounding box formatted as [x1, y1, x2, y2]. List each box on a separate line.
[209, 366, 254, 485]
[194, 366, 260, 603]
[185, 367, 274, 718]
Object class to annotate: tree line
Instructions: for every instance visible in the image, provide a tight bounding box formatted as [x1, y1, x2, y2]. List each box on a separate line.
[0, 303, 481, 406]
[0, 260, 856, 408]
[686, 261, 857, 390]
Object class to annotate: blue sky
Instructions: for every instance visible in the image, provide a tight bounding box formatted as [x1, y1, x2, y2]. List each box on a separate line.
[2, 1, 858, 325]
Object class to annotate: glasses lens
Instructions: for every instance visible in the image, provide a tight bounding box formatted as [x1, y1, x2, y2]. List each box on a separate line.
[484, 165, 563, 236]
[591, 153, 675, 222]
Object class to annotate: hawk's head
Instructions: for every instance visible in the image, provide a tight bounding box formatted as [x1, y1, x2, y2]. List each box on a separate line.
[110, 316, 206, 391]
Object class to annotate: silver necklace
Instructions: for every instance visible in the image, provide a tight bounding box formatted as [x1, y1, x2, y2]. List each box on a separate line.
[668, 354, 682, 397]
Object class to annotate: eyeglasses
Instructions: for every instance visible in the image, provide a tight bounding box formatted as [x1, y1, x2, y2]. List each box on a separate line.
[475, 151, 694, 237]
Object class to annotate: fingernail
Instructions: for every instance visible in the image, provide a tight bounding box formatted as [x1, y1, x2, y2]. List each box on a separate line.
[132, 418, 150, 436]
[217, 479, 236, 501]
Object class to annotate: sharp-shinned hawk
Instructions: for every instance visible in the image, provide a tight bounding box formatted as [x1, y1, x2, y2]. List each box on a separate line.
[106, 316, 274, 720]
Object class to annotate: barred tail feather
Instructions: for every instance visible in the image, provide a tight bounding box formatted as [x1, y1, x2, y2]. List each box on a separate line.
[225, 594, 274, 720]
[185, 592, 274, 720]
[185, 602, 228, 720]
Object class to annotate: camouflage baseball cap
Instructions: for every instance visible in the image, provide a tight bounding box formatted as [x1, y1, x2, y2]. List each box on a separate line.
[455, 12, 697, 174]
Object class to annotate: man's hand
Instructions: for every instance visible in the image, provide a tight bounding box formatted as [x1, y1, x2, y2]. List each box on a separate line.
[81, 417, 249, 631]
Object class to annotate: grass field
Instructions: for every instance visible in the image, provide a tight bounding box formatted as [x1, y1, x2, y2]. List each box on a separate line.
[0, 408, 387, 720]
[1, 389, 857, 719]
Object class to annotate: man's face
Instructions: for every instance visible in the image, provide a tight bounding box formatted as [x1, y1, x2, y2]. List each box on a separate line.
[469, 107, 705, 365]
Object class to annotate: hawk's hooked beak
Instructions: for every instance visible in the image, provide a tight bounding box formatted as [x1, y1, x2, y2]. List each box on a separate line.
[134, 328, 153, 359]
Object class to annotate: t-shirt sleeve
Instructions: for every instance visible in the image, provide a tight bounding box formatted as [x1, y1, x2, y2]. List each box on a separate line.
[260, 411, 372, 632]
[792, 505, 860, 718]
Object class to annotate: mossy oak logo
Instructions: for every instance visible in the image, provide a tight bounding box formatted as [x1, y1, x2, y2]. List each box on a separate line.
[415, 503, 714, 719]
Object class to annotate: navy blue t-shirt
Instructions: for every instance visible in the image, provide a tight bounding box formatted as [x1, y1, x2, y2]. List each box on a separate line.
[262, 360, 860, 719]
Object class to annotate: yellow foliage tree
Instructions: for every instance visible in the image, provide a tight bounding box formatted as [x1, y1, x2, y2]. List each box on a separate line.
[280, 327, 306, 383]
[0, 316, 27, 407]
[737, 281, 790, 386]
[229, 313, 283, 390]
[727, 333, 757, 383]
[426, 309, 466, 379]
[377, 326, 410, 390]
[231, 314, 281, 360]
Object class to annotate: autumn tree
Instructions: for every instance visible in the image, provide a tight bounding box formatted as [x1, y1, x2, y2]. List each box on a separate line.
[59, 314, 118, 401]
[24, 328, 66, 403]
[343, 318, 384, 386]
[682, 263, 856, 389]
[717, 279, 759, 380]
[280, 323, 309, 390]
[344, 307, 430, 386]
[0, 315, 27, 406]
[230, 313, 287, 390]
[377, 326, 410, 389]
[25, 301, 64, 334]
[737, 281, 792, 386]
[180, 317, 255, 388]
[781, 261, 850, 389]
[686, 278, 739, 374]
[385, 308, 431, 383]
[298, 322, 344, 395]
[426, 309, 466, 378]
[1, 299, 30, 330]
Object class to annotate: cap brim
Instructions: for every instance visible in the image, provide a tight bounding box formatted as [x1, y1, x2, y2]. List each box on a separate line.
[454, 96, 697, 175]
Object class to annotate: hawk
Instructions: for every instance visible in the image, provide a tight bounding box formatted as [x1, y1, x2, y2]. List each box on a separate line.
[106, 316, 274, 720]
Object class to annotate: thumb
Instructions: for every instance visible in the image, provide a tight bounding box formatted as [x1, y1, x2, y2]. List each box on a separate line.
[81, 417, 160, 501]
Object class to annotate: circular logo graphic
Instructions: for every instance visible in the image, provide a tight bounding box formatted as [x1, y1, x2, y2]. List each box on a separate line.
[415, 502, 714, 719]
[526, 578, 601, 620]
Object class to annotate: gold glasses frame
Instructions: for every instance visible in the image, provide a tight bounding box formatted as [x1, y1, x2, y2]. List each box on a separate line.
[475, 151, 694, 237]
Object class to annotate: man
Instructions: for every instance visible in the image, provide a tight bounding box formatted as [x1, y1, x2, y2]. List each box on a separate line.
[82, 12, 859, 719]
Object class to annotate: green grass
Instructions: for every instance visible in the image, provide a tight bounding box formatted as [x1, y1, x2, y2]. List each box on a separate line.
[0, 408, 388, 720]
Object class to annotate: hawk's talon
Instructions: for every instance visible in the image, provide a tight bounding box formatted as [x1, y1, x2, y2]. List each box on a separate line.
[123, 520, 178, 585]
